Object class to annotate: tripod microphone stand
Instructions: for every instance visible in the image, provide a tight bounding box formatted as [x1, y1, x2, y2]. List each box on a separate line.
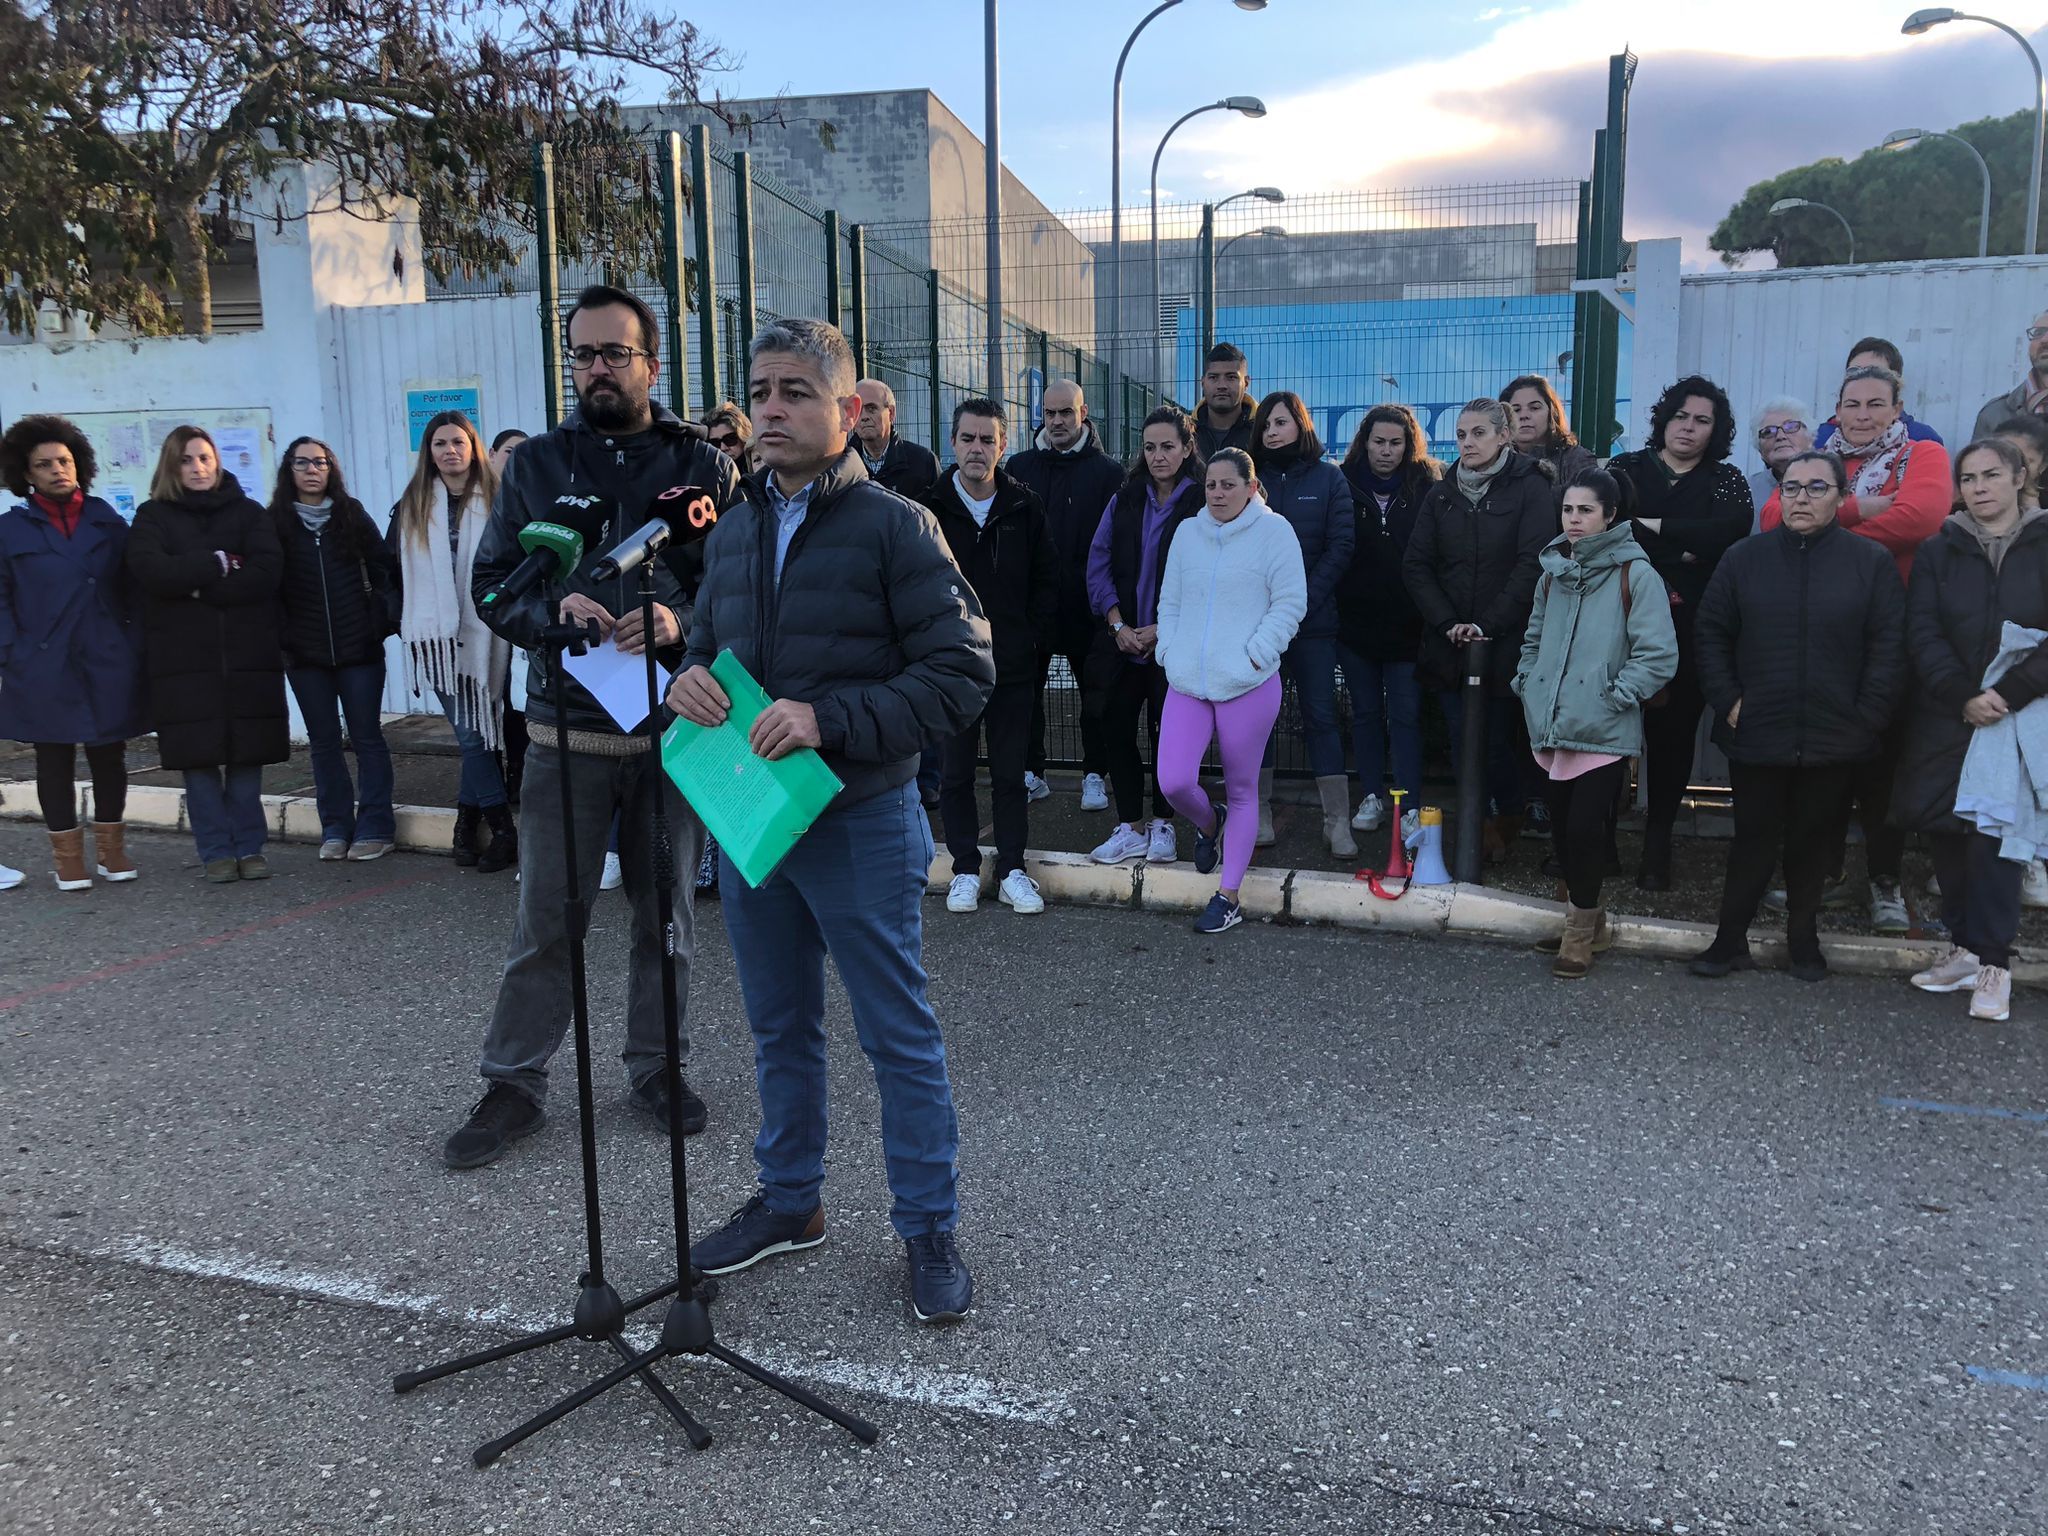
[457, 557, 881, 1465]
[393, 576, 711, 1462]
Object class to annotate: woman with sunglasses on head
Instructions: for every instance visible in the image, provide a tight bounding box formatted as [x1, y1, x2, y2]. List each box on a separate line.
[268, 438, 398, 862]
[387, 409, 514, 872]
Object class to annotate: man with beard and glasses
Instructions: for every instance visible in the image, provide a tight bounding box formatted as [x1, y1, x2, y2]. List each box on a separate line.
[443, 284, 743, 1171]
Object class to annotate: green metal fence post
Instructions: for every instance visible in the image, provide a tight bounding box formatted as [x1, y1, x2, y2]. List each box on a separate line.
[733, 151, 757, 361]
[689, 125, 720, 412]
[658, 130, 693, 420]
[824, 210, 843, 328]
[1198, 203, 1216, 369]
[926, 268, 943, 454]
[533, 141, 564, 431]
[1569, 177, 1594, 448]
[848, 225, 869, 377]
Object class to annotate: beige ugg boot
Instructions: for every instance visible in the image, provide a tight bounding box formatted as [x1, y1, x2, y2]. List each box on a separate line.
[1316, 775, 1357, 858]
[49, 827, 92, 891]
[1552, 904, 1601, 979]
[92, 821, 138, 881]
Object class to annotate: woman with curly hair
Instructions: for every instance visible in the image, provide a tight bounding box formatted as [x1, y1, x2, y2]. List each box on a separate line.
[269, 437, 399, 862]
[0, 414, 149, 890]
[1604, 375, 1754, 891]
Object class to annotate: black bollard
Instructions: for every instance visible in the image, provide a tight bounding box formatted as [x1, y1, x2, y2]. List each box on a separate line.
[1453, 637, 1491, 884]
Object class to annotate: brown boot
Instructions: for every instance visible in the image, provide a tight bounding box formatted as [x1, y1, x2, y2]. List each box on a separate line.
[1552, 903, 1601, 979]
[49, 826, 91, 891]
[1536, 906, 1613, 955]
[92, 822, 138, 882]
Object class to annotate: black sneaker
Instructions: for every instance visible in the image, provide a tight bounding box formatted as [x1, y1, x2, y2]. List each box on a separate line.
[629, 1071, 709, 1135]
[1192, 798, 1227, 876]
[690, 1194, 825, 1276]
[1193, 891, 1242, 934]
[443, 1084, 545, 1169]
[1523, 799, 1552, 837]
[1786, 949, 1829, 984]
[1687, 938, 1755, 979]
[906, 1229, 973, 1324]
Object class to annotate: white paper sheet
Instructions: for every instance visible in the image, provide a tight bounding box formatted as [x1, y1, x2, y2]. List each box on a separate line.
[561, 637, 653, 732]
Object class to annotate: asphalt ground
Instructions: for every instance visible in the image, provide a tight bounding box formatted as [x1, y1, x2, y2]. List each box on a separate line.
[1, 821, 2044, 1535]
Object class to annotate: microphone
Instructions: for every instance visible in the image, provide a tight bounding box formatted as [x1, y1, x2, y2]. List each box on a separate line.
[478, 520, 585, 611]
[590, 517, 674, 582]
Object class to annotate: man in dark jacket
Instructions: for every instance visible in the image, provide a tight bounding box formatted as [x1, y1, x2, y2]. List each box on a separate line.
[855, 378, 941, 501]
[444, 283, 745, 1172]
[1005, 379, 1121, 806]
[667, 317, 993, 1325]
[1690, 449, 1905, 982]
[1194, 342, 1256, 458]
[1972, 311, 2048, 442]
[924, 398, 1059, 915]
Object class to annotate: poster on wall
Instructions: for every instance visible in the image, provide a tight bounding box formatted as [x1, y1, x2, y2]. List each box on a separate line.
[405, 379, 483, 449]
[63, 407, 275, 522]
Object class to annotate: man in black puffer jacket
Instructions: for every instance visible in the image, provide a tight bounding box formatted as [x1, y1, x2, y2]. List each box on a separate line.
[855, 379, 941, 501]
[444, 284, 745, 1174]
[1691, 448, 1905, 981]
[668, 317, 992, 1327]
[1005, 380, 1123, 802]
[924, 399, 1058, 913]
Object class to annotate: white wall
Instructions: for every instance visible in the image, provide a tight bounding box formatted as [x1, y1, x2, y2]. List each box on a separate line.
[1676, 253, 2048, 478]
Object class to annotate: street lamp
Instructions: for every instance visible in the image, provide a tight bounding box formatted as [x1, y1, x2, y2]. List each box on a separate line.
[1152, 96, 1267, 397]
[1216, 225, 1286, 261]
[1770, 197, 1857, 264]
[1901, 8, 2044, 254]
[1882, 127, 1992, 257]
[1215, 186, 1285, 216]
[1109, 0, 1268, 445]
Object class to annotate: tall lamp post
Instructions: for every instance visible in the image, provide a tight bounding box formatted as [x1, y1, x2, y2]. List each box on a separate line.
[1152, 96, 1267, 398]
[1902, 8, 2044, 254]
[1882, 128, 1993, 257]
[1770, 197, 1857, 265]
[1217, 225, 1286, 262]
[1110, 0, 1267, 445]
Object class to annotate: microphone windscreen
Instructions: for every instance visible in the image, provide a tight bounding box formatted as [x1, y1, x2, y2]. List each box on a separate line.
[652, 484, 720, 546]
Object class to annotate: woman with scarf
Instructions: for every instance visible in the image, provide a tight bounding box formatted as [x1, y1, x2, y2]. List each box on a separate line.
[386, 410, 514, 872]
[1606, 375, 1753, 891]
[1760, 366, 1952, 931]
[1893, 438, 2048, 1024]
[1336, 404, 1437, 838]
[126, 427, 286, 882]
[0, 414, 148, 890]
[1402, 397, 1557, 857]
[1085, 406, 1205, 867]
[270, 437, 398, 863]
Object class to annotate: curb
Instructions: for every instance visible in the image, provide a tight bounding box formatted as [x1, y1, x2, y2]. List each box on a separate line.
[4, 778, 2005, 982]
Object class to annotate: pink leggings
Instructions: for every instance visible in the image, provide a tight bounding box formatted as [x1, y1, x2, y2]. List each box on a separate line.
[1157, 676, 1283, 891]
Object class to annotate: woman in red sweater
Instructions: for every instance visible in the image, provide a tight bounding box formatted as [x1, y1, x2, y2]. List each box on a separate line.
[1757, 364, 1949, 931]
[1759, 366, 1951, 585]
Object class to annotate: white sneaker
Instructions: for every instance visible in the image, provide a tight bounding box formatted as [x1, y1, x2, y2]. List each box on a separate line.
[600, 851, 624, 891]
[998, 869, 1044, 913]
[1090, 823, 1150, 864]
[1146, 819, 1177, 864]
[1080, 773, 1109, 812]
[2024, 860, 2048, 909]
[1911, 945, 1981, 993]
[1971, 964, 2012, 1022]
[1351, 793, 1386, 833]
[1023, 771, 1051, 803]
[0, 862, 21, 891]
[946, 873, 982, 912]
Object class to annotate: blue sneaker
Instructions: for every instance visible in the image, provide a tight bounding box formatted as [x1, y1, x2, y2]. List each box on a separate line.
[690, 1194, 825, 1275]
[1193, 798, 1226, 875]
[1193, 892, 1242, 934]
[906, 1229, 973, 1323]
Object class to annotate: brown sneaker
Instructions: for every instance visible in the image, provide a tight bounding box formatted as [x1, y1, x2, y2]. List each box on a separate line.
[204, 858, 241, 884]
[48, 827, 91, 891]
[92, 822, 138, 881]
[236, 854, 271, 880]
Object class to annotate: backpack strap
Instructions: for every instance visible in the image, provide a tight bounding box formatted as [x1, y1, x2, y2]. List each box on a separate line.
[1620, 562, 1632, 619]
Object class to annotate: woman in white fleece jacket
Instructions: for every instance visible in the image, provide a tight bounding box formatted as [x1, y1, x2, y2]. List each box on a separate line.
[1154, 447, 1309, 933]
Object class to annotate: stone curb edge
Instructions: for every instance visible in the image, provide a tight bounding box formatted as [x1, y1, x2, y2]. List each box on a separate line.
[7, 779, 2016, 983]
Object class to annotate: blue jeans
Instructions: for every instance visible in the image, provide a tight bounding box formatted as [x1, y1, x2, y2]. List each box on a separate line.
[1337, 648, 1421, 805]
[184, 765, 267, 862]
[1281, 634, 1343, 778]
[435, 689, 506, 808]
[720, 781, 960, 1237]
[1438, 690, 1522, 818]
[288, 663, 395, 843]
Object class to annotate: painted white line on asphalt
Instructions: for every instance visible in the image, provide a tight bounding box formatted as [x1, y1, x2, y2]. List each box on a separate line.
[90, 1236, 1069, 1427]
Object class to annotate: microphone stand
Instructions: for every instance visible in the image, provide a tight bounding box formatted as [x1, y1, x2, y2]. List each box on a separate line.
[453, 560, 880, 1464]
[392, 572, 713, 1464]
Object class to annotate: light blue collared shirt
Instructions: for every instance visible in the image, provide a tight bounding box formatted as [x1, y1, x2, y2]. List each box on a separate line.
[768, 474, 816, 588]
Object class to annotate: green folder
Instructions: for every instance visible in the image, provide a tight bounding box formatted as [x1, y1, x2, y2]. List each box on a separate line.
[660, 650, 844, 889]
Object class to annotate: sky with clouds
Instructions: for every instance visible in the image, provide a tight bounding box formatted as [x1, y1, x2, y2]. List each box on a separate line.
[692, 0, 2048, 266]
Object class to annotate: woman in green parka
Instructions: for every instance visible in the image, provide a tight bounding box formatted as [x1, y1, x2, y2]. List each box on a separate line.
[1513, 467, 1680, 977]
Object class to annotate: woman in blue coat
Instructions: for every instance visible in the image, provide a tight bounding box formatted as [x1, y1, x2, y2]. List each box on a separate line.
[0, 414, 150, 889]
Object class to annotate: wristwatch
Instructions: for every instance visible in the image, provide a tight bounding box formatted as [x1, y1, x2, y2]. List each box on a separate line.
[1109, 620, 1126, 636]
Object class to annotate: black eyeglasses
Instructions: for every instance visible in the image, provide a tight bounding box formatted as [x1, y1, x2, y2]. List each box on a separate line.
[1756, 421, 1807, 441]
[567, 344, 654, 370]
[290, 456, 331, 470]
[1780, 480, 1840, 500]
[2027, 327, 2048, 341]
